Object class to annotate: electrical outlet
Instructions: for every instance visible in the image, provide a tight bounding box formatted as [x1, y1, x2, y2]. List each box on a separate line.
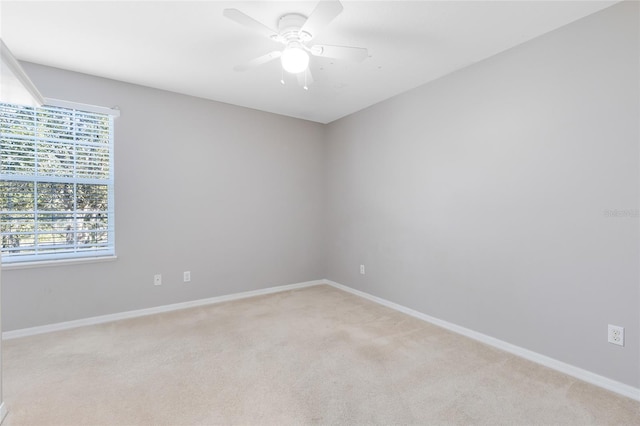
[154, 274, 162, 286]
[183, 271, 191, 282]
[608, 325, 624, 346]
[360, 264, 365, 275]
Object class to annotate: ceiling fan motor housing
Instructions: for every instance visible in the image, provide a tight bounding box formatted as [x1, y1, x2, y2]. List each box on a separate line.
[277, 13, 312, 43]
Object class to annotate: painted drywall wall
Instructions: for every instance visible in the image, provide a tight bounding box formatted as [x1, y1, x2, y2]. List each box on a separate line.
[2, 63, 326, 330]
[325, 1, 639, 388]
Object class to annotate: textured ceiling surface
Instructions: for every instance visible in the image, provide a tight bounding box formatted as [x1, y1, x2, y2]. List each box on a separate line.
[1, 1, 618, 123]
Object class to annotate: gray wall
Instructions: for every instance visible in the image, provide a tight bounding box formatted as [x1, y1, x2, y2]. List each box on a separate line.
[2, 63, 327, 330]
[325, 1, 639, 388]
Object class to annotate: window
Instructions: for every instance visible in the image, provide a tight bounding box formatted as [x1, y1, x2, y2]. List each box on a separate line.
[0, 101, 116, 264]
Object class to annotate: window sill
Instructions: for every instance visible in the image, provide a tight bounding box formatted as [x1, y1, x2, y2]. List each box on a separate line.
[2, 255, 117, 270]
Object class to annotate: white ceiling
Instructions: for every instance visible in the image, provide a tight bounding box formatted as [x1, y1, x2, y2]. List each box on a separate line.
[1, 1, 619, 124]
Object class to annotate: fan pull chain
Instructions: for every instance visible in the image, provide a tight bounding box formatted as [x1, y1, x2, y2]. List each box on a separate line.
[304, 71, 309, 90]
[280, 68, 285, 85]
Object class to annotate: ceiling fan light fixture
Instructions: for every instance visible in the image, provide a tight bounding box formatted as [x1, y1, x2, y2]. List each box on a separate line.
[281, 46, 309, 74]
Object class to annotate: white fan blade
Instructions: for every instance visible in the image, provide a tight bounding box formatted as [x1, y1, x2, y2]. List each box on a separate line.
[296, 69, 314, 90]
[299, 1, 344, 41]
[310, 45, 368, 62]
[234, 51, 282, 72]
[223, 9, 281, 41]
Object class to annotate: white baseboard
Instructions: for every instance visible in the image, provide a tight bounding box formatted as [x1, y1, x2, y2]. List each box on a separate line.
[324, 279, 640, 402]
[0, 401, 7, 424]
[2, 279, 324, 340]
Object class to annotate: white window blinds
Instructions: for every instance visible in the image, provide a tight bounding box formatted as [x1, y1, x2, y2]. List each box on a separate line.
[0, 102, 115, 263]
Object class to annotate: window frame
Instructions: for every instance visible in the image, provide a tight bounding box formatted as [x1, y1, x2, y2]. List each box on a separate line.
[1, 98, 119, 266]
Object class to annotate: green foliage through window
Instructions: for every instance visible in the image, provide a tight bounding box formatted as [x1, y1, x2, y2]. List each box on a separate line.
[0, 102, 114, 263]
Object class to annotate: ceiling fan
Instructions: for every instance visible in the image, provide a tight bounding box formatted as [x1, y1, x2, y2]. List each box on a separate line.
[223, 0, 368, 89]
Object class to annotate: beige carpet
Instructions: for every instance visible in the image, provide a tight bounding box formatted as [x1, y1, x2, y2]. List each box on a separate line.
[3, 284, 639, 425]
